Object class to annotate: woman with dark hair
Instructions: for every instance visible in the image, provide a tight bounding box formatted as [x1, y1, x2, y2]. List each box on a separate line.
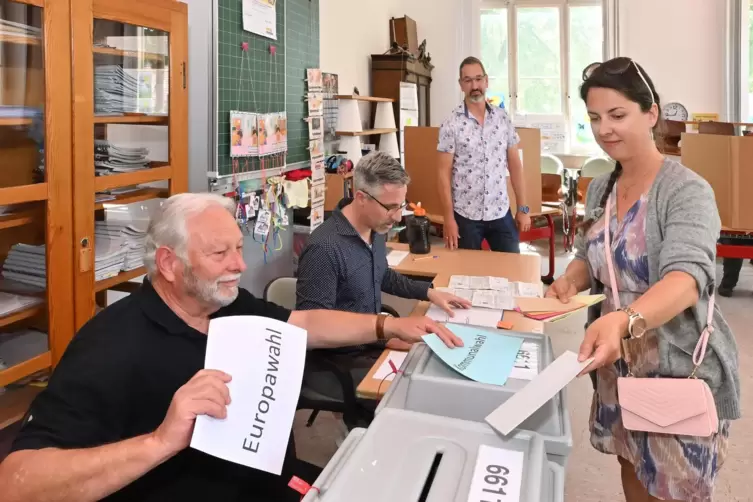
[546, 58, 740, 501]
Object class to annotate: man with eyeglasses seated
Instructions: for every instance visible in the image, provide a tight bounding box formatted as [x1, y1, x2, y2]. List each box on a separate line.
[296, 152, 470, 414]
[437, 56, 531, 253]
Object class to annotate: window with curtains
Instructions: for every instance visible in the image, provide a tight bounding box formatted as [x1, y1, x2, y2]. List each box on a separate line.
[480, 0, 606, 153]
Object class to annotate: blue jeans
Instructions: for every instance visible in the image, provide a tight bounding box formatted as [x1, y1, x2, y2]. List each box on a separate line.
[454, 210, 520, 253]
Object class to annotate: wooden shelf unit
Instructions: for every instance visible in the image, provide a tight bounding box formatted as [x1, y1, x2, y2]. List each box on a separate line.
[92, 46, 166, 62]
[72, 0, 188, 331]
[336, 128, 399, 136]
[94, 267, 146, 293]
[0, 117, 34, 127]
[94, 187, 168, 210]
[0, 33, 41, 46]
[0, 385, 43, 431]
[93, 115, 169, 125]
[334, 95, 394, 103]
[0, 0, 75, 427]
[0, 0, 188, 429]
[0, 210, 37, 231]
[93, 166, 173, 192]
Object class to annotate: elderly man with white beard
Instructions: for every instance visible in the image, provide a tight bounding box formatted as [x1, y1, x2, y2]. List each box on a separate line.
[0, 192, 461, 502]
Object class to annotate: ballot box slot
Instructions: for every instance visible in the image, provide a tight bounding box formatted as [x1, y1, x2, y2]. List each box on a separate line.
[417, 452, 444, 502]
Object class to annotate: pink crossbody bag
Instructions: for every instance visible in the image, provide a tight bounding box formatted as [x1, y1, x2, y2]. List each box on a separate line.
[603, 193, 719, 437]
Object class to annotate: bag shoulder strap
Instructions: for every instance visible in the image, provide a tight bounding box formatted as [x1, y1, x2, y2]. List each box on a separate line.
[603, 194, 714, 370]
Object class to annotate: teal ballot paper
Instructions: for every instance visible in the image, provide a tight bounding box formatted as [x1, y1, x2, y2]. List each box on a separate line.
[422, 324, 524, 386]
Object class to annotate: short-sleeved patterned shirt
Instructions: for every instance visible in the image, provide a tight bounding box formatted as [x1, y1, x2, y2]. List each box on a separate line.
[437, 103, 520, 221]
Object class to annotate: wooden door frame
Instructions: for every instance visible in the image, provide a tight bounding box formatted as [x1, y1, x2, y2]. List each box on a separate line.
[44, 0, 75, 365]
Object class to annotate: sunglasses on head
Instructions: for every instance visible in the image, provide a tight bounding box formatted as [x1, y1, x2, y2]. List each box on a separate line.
[582, 57, 655, 106]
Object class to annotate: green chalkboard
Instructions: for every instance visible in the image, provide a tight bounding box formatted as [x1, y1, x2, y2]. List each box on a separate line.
[216, 0, 319, 177]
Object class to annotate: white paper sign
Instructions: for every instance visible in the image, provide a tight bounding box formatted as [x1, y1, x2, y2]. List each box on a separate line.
[486, 351, 592, 436]
[466, 445, 524, 502]
[509, 342, 539, 380]
[372, 350, 408, 381]
[191, 316, 307, 474]
[242, 0, 277, 40]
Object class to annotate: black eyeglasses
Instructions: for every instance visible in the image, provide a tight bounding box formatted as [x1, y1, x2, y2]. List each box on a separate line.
[361, 190, 407, 215]
[582, 57, 654, 106]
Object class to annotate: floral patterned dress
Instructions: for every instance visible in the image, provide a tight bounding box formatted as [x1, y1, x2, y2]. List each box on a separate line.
[585, 188, 729, 502]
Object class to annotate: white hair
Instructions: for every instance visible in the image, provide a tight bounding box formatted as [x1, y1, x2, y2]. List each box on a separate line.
[143, 193, 236, 279]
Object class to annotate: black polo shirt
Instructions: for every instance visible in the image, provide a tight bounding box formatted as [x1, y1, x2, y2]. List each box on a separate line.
[11, 280, 304, 501]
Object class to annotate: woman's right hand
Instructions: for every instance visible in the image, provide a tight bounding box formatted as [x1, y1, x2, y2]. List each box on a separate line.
[545, 275, 578, 303]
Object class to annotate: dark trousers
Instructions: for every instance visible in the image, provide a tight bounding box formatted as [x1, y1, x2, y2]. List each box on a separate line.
[454, 210, 520, 253]
[721, 258, 744, 289]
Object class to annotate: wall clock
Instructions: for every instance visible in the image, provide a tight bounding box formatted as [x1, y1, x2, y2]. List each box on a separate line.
[662, 102, 689, 121]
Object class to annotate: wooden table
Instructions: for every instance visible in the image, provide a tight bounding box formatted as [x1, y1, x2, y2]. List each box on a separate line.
[425, 206, 561, 284]
[355, 244, 545, 400]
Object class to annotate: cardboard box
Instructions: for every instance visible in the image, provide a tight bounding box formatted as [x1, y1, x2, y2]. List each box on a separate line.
[681, 133, 753, 231]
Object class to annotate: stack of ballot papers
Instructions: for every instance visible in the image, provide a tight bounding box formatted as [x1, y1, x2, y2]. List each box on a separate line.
[95, 185, 144, 203]
[94, 140, 150, 175]
[94, 65, 139, 115]
[448, 275, 544, 298]
[93, 239, 128, 281]
[0, 291, 43, 317]
[515, 294, 606, 322]
[0, 18, 41, 42]
[95, 220, 148, 272]
[1, 244, 47, 289]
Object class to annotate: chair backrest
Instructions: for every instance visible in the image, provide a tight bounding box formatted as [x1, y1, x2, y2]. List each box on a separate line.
[540, 153, 563, 175]
[263, 277, 298, 310]
[580, 157, 615, 179]
[698, 121, 735, 136]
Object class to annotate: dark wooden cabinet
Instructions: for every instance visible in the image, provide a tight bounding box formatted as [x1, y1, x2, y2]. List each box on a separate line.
[371, 54, 433, 135]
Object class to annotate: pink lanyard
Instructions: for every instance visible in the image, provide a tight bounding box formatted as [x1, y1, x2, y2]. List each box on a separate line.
[603, 193, 714, 368]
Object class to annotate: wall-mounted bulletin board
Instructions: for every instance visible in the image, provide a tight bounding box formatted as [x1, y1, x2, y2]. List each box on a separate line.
[215, 0, 319, 178]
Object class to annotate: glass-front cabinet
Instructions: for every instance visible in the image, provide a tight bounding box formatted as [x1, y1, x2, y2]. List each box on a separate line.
[70, 0, 187, 331]
[0, 0, 74, 430]
[0, 0, 187, 434]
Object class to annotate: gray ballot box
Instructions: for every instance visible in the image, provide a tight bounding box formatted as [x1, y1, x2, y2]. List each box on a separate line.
[301, 408, 564, 502]
[376, 329, 572, 466]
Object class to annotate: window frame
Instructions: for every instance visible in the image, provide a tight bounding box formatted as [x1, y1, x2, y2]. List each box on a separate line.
[479, 0, 609, 152]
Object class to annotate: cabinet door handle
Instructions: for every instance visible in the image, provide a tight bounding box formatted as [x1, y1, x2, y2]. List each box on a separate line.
[182, 62, 187, 89]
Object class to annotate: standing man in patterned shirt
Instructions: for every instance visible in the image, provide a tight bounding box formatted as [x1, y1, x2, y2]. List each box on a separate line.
[437, 56, 530, 253]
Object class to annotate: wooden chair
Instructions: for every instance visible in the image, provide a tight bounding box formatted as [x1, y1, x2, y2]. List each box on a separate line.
[577, 157, 615, 204]
[540, 154, 564, 203]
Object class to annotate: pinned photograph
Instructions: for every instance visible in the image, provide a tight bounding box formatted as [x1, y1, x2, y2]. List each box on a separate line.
[311, 184, 325, 204]
[306, 68, 323, 90]
[230, 111, 258, 157]
[308, 115, 323, 138]
[322, 72, 339, 95]
[311, 157, 325, 183]
[309, 139, 324, 159]
[310, 203, 324, 231]
[307, 93, 324, 116]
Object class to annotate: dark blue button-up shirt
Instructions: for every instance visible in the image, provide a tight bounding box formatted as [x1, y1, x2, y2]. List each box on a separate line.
[296, 199, 431, 315]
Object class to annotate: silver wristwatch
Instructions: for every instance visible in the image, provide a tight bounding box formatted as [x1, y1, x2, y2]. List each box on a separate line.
[621, 306, 647, 339]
